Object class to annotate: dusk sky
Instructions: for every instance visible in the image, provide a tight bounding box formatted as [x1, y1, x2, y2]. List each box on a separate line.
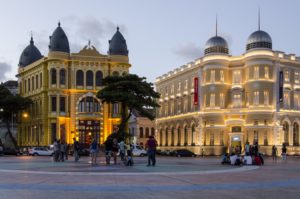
[0, 0, 300, 83]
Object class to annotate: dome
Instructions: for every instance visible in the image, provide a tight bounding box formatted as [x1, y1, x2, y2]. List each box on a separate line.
[19, 37, 43, 67]
[204, 36, 229, 55]
[246, 30, 272, 51]
[108, 27, 128, 56]
[49, 22, 70, 53]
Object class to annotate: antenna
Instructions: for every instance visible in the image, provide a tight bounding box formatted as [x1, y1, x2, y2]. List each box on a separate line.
[216, 14, 218, 36]
[258, 7, 261, 30]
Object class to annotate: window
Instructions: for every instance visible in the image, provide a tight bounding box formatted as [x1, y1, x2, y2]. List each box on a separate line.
[254, 91, 259, 105]
[32, 77, 34, 90]
[264, 91, 269, 106]
[264, 66, 269, 79]
[220, 93, 224, 108]
[253, 131, 258, 144]
[184, 79, 188, 89]
[140, 127, 144, 138]
[25, 80, 27, 92]
[60, 97, 65, 112]
[178, 82, 181, 92]
[284, 70, 290, 82]
[171, 84, 174, 94]
[245, 68, 249, 80]
[220, 70, 224, 82]
[284, 92, 290, 108]
[51, 96, 57, 112]
[210, 132, 214, 146]
[295, 72, 300, 85]
[233, 94, 241, 108]
[295, 94, 300, 109]
[28, 79, 30, 91]
[59, 69, 66, 85]
[112, 71, 119, 76]
[165, 103, 168, 116]
[36, 75, 38, 89]
[76, 70, 84, 86]
[177, 99, 181, 113]
[183, 98, 188, 112]
[40, 73, 42, 88]
[51, 68, 57, 85]
[170, 101, 174, 115]
[210, 93, 215, 107]
[254, 66, 259, 79]
[96, 71, 103, 86]
[86, 70, 93, 86]
[78, 97, 100, 112]
[233, 70, 241, 84]
[211, 70, 215, 83]
[113, 103, 119, 114]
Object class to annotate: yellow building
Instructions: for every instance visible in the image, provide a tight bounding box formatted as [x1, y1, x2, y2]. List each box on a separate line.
[17, 23, 130, 147]
[155, 25, 300, 156]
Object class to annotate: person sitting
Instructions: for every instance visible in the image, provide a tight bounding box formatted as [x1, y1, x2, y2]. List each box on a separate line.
[230, 153, 237, 165]
[254, 154, 262, 165]
[221, 153, 230, 164]
[244, 153, 253, 165]
[235, 155, 242, 166]
[258, 153, 264, 165]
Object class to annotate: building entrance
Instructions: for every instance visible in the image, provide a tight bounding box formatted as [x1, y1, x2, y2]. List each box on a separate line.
[78, 120, 100, 145]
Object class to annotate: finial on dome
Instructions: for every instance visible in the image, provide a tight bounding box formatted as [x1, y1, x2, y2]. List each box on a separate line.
[216, 14, 218, 36]
[30, 31, 34, 45]
[258, 7, 260, 30]
[58, 21, 61, 27]
[117, 26, 119, 31]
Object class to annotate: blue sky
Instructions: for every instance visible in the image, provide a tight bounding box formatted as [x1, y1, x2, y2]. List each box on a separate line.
[0, 0, 300, 83]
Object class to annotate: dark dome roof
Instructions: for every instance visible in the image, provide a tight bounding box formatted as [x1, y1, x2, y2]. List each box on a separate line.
[49, 22, 70, 53]
[19, 37, 43, 67]
[108, 27, 128, 56]
[246, 30, 272, 51]
[204, 36, 229, 55]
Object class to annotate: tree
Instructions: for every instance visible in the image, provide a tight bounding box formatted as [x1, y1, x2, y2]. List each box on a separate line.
[0, 85, 32, 148]
[97, 74, 160, 140]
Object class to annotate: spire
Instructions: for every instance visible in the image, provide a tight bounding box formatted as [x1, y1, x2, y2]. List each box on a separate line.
[30, 31, 34, 45]
[258, 7, 260, 30]
[58, 21, 61, 27]
[117, 26, 119, 31]
[216, 14, 218, 36]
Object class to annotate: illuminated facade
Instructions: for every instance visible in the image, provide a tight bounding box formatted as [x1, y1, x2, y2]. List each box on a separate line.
[155, 27, 300, 155]
[17, 23, 130, 147]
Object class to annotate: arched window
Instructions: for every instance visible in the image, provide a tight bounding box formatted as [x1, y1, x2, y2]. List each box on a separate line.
[60, 69, 66, 85]
[76, 70, 84, 86]
[184, 126, 188, 145]
[36, 74, 39, 89]
[140, 127, 144, 138]
[146, 127, 150, 138]
[159, 129, 163, 146]
[32, 77, 34, 90]
[51, 68, 57, 85]
[283, 122, 289, 145]
[86, 70, 93, 86]
[112, 71, 119, 76]
[78, 97, 100, 113]
[165, 128, 168, 146]
[151, 128, 155, 136]
[171, 127, 174, 146]
[191, 124, 195, 145]
[122, 72, 127, 76]
[177, 127, 181, 146]
[96, 71, 103, 86]
[293, 123, 299, 146]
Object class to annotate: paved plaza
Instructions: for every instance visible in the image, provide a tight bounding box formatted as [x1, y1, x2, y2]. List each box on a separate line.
[0, 155, 299, 199]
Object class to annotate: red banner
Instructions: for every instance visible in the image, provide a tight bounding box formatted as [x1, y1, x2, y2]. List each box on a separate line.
[194, 77, 198, 105]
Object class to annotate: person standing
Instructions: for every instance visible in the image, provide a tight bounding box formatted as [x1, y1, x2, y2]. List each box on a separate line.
[73, 138, 80, 162]
[282, 143, 287, 161]
[272, 145, 278, 162]
[146, 136, 158, 166]
[112, 138, 119, 165]
[119, 139, 126, 161]
[60, 141, 66, 162]
[53, 139, 59, 162]
[104, 137, 113, 165]
[245, 142, 250, 155]
[65, 143, 69, 160]
[90, 139, 98, 166]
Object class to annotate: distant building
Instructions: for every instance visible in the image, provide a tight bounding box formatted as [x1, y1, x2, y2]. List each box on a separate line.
[1, 80, 18, 95]
[128, 109, 155, 147]
[17, 23, 130, 147]
[156, 24, 300, 155]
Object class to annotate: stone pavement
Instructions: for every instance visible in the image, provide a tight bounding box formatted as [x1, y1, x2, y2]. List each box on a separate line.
[0, 155, 299, 199]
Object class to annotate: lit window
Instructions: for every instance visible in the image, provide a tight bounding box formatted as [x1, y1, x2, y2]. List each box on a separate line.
[233, 70, 241, 84]
[294, 94, 300, 109]
[220, 93, 225, 108]
[254, 66, 259, 79]
[264, 91, 269, 106]
[233, 94, 241, 108]
[254, 91, 259, 106]
[284, 70, 290, 82]
[211, 70, 215, 83]
[264, 66, 269, 79]
[220, 70, 224, 82]
[210, 93, 215, 107]
[295, 72, 300, 85]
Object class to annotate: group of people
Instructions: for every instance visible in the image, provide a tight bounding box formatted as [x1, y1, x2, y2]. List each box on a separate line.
[222, 142, 289, 166]
[53, 139, 69, 162]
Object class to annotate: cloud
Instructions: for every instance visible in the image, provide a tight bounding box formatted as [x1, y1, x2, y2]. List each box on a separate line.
[0, 62, 12, 82]
[172, 42, 204, 60]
